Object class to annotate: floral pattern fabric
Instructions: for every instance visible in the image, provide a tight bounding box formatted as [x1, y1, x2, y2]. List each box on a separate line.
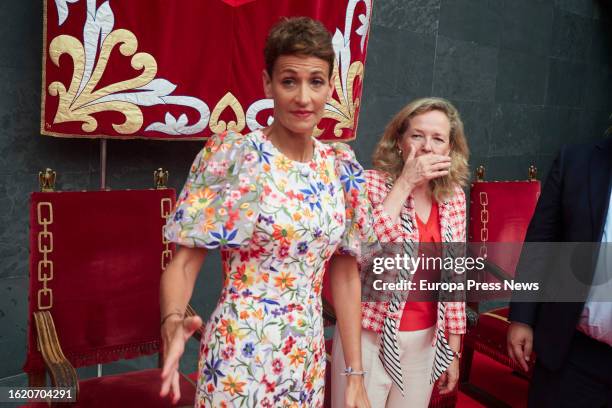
[165, 130, 376, 407]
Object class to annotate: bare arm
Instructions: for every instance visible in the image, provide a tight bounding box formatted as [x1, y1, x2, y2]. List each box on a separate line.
[448, 333, 461, 354]
[160, 246, 207, 320]
[438, 333, 462, 394]
[159, 246, 207, 403]
[329, 254, 370, 408]
[330, 254, 363, 370]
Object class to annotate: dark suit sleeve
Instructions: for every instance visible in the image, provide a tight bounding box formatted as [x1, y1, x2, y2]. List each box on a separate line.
[508, 147, 565, 326]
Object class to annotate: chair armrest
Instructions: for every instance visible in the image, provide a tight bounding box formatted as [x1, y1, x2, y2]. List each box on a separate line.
[33, 311, 78, 393]
[466, 247, 514, 282]
[481, 258, 513, 282]
[184, 304, 204, 343]
[466, 305, 479, 327]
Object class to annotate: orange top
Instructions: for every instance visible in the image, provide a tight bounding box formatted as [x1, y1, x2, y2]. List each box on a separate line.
[399, 201, 441, 331]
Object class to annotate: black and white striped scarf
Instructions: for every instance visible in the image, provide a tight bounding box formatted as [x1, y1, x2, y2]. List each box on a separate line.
[377, 187, 457, 394]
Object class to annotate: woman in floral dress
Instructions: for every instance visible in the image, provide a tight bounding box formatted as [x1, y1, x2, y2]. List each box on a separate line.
[159, 17, 375, 408]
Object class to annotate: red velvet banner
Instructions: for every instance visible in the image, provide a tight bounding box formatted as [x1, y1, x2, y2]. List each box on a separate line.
[41, 0, 373, 141]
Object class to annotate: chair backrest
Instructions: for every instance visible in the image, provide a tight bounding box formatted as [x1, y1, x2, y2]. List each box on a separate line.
[469, 179, 540, 279]
[23, 189, 175, 374]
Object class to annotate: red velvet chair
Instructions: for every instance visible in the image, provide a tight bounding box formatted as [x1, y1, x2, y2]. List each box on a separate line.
[23, 182, 198, 407]
[459, 166, 540, 407]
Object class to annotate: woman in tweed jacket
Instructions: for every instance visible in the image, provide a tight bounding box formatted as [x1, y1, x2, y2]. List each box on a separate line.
[332, 97, 470, 408]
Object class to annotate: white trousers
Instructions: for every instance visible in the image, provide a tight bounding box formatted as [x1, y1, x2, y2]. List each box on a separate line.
[331, 327, 436, 408]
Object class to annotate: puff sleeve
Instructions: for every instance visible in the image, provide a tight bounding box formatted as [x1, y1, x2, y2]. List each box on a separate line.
[165, 131, 260, 249]
[331, 142, 379, 258]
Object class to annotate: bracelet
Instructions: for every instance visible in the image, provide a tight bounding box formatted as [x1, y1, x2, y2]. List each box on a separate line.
[451, 350, 461, 360]
[160, 312, 184, 326]
[341, 366, 367, 376]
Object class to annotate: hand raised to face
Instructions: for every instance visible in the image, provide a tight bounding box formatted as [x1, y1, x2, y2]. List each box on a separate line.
[398, 146, 452, 190]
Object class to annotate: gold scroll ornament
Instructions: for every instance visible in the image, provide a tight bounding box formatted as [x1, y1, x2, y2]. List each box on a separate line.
[48, 29, 155, 134]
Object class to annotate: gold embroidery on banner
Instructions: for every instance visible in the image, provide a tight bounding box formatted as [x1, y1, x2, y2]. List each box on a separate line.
[48, 29, 157, 134]
[316, 61, 364, 138]
[209, 92, 246, 134]
[161, 198, 173, 271]
[36, 202, 54, 310]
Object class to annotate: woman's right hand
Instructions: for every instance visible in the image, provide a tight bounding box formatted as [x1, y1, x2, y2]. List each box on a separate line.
[160, 314, 203, 403]
[397, 147, 451, 190]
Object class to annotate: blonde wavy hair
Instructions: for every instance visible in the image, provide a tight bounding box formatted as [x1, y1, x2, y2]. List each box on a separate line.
[372, 97, 470, 202]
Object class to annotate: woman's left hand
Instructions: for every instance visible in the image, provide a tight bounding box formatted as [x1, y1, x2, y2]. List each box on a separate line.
[345, 376, 371, 408]
[437, 357, 459, 394]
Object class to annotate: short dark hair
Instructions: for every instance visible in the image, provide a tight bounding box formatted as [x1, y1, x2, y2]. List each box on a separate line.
[264, 17, 334, 79]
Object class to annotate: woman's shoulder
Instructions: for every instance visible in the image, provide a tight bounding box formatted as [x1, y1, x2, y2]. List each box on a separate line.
[197, 129, 244, 156]
[321, 142, 365, 180]
[450, 184, 466, 202]
[198, 130, 261, 160]
[364, 168, 389, 181]
[184, 130, 264, 183]
[207, 129, 264, 148]
[207, 129, 248, 147]
[361, 169, 392, 205]
[364, 169, 392, 189]
[325, 141, 358, 163]
[443, 184, 467, 214]
[241, 128, 266, 144]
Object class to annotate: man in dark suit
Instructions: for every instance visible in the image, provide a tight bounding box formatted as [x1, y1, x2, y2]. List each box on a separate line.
[507, 136, 612, 407]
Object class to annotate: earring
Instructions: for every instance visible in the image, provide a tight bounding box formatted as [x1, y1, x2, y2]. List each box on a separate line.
[397, 147, 403, 155]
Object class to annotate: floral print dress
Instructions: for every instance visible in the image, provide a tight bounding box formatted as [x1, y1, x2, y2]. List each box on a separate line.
[165, 130, 376, 408]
